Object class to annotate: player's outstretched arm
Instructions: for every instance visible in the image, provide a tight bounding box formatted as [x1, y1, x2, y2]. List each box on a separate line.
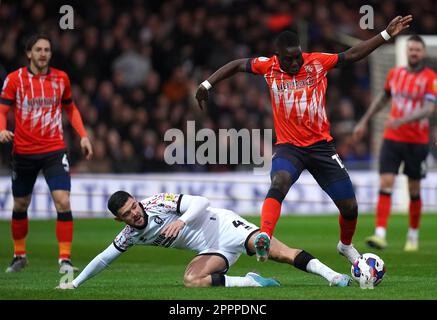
[196, 58, 251, 109]
[57, 243, 123, 289]
[353, 91, 391, 141]
[342, 15, 412, 64]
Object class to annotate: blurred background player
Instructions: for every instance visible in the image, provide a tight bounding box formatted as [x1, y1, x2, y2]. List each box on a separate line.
[196, 16, 413, 263]
[58, 191, 351, 289]
[0, 34, 93, 273]
[353, 35, 437, 252]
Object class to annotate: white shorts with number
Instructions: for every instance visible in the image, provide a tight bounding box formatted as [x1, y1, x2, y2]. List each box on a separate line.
[197, 207, 259, 272]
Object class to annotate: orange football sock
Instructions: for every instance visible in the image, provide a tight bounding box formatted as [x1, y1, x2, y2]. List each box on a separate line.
[56, 211, 73, 260]
[12, 211, 28, 256]
[409, 197, 422, 229]
[376, 192, 391, 228]
[339, 215, 357, 245]
[260, 198, 282, 238]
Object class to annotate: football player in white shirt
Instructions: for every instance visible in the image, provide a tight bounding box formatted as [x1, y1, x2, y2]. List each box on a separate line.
[58, 191, 351, 289]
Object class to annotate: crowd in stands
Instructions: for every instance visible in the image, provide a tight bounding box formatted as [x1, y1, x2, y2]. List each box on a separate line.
[0, 0, 436, 173]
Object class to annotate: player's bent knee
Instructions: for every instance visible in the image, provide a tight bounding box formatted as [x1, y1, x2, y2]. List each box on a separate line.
[183, 274, 206, 288]
[271, 172, 293, 194]
[380, 174, 395, 191]
[338, 199, 358, 220]
[53, 195, 71, 212]
[13, 197, 31, 212]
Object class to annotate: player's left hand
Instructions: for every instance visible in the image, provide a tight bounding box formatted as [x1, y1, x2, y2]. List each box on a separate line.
[80, 137, 93, 160]
[386, 15, 413, 37]
[195, 85, 209, 110]
[160, 219, 185, 238]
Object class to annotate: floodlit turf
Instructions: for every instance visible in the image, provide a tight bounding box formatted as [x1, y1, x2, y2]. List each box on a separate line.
[1, 214, 437, 300]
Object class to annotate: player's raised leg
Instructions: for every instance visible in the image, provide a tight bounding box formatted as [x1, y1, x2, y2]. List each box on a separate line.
[256, 148, 303, 262]
[307, 144, 360, 264]
[249, 232, 351, 287]
[183, 254, 279, 288]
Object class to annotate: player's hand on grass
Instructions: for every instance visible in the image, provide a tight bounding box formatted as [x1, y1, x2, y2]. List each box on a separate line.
[80, 136, 93, 160]
[0, 130, 14, 143]
[195, 85, 208, 110]
[56, 282, 75, 290]
[161, 219, 185, 238]
[386, 15, 413, 37]
[352, 121, 367, 142]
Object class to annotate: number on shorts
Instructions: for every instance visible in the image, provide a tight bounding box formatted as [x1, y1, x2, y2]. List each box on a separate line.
[62, 154, 70, 172]
[232, 220, 252, 230]
[331, 154, 345, 169]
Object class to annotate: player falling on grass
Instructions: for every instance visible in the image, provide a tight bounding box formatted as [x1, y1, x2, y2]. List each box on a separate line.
[58, 191, 352, 289]
[195, 15, 413, 264]
[353, 35, 437, 252]
[0, 34, 93, 273]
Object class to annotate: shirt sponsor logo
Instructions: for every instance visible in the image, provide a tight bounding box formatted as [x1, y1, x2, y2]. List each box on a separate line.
[305, 65, 314, 73]
[154, 216, 164, 225]
[164, 193, 176, 201]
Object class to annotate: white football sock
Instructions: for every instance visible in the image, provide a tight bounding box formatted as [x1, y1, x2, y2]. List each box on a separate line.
[407, 228, 419, 241]
[375, 227, 386, 239]
[306, 259, 339, 283]
[224, 275, 260, 287]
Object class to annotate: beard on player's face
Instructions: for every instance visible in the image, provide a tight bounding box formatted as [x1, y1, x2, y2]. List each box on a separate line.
[117, 199, 147, 229]
[31, 57, 49, 70]
[408, 55, 423, 68]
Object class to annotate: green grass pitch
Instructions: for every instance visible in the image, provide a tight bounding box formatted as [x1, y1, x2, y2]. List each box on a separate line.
[1, 214, 437, 300]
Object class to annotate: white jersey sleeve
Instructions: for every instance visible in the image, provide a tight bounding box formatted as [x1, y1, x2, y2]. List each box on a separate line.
[112, 225, 138, 252]
[178, 195, 210, 225]
[142, 193, 184, 216]
[72, 243, 122, 288]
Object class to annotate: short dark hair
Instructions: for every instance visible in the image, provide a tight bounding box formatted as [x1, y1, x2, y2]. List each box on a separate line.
[25, 34, 52, 52]
[407, 34, 425, 47]
[107, 191, 132, 216]
[274, 31, 300, 49]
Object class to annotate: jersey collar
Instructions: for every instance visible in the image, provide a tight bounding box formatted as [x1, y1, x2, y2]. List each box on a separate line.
[27, 66, 51, 76]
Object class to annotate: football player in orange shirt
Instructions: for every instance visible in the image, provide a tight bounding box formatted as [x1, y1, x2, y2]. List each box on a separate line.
[354, 35, 437, 252]
[196, 15, 412, 264]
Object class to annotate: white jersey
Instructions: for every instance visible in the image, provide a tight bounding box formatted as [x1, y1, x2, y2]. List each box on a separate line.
[113, 193, 258, 265]
[72, 193, 259, 288]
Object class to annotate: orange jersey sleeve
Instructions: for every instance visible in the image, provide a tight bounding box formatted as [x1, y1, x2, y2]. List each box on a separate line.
[0, 73, 17, 107]
[424, 72, 437, 103]
[312, 52, 339, 71]
[61, 72, 87, 138]
[0, 73, 16, 130]
[61, 71, 73, 105]
[65, 103, 87, 138]
[250, 56, 274, 75]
